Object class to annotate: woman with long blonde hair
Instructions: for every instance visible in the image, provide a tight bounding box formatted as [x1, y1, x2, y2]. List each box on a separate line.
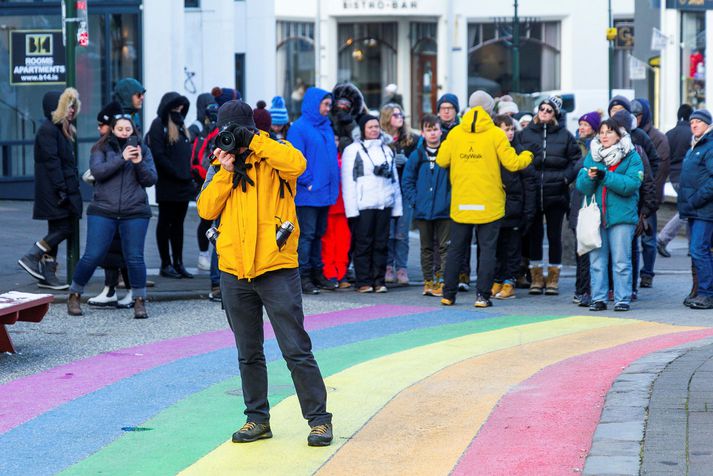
[148, 92, 194, 279]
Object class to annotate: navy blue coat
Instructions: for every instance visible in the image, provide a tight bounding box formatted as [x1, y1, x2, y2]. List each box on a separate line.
[678, 131, 713, 222]
[287, 87, 339, 207]
[401, 141, 451, 220]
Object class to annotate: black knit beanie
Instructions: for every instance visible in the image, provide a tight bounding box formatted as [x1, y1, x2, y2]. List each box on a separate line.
[217, 99, 255, 129]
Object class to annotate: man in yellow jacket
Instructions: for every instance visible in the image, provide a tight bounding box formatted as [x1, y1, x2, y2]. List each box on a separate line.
[197, 100, 333, 447]
[437, 91, 535, 308]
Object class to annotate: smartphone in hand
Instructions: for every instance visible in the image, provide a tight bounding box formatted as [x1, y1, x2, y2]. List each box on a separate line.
[126, 136, 139, 148]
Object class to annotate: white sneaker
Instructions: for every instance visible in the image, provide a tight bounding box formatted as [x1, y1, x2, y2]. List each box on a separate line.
[197, 251, 211, 271]
[117, 290, 134, 309]
[88, 286, 118, 307]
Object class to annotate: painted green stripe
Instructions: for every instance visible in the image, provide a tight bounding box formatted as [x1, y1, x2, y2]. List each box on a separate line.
[62, 314, 565, 476]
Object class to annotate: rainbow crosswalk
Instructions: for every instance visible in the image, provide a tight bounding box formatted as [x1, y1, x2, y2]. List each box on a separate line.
[1, 304, 712, 475]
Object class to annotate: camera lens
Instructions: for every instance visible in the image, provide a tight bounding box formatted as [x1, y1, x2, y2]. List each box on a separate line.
[217, 129, 236, 152]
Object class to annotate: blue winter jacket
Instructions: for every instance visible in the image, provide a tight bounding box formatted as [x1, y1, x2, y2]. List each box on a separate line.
[678, 130, 713, 222]
[576, 148, 643, 228]
[401, 139, 451, 220]
[287, 87, 340, 207]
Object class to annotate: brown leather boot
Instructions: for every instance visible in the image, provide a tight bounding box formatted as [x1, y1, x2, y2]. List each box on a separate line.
[133, 297, 148, 319]
[685, 265, 699, 307]
[529, 267, 545, 294]
[545, 266, 561, 295]
[67, 292, 83, 316]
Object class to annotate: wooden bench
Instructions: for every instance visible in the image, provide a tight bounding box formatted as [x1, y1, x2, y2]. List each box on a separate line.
[0, 291, 54, 353]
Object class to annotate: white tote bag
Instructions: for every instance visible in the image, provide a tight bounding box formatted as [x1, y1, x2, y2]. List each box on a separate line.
[576, 195, 602, 256]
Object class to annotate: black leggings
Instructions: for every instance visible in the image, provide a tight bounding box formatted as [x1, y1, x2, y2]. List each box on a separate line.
[43, 217, 74, 259]
[157, 201, 189, 266]
[528, 206, 566, 264]
[197, 218, 212, 252]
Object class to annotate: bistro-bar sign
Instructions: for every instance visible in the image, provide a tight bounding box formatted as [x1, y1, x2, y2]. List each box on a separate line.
[10, 30, 66, 85]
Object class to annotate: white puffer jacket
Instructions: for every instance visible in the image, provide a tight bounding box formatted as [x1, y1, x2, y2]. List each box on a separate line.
[341, 139, 403, 218]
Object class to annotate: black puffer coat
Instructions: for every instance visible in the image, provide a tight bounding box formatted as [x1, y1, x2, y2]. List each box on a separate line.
[147, 92, 194, 202]
[87, 136, 158, 219]
[32, 91, 82, 220]
[665, 120, 691, 185]
[517, 119, 581, 210]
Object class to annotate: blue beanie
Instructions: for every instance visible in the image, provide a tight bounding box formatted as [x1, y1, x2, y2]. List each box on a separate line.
[437, 93, 460, 113]
[269, 96, 289, 125]
[690, 109, 712, 125]
[608, 95, 631, 115]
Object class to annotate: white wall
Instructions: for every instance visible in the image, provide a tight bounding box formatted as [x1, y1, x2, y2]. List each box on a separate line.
[244, 0, 277, 104]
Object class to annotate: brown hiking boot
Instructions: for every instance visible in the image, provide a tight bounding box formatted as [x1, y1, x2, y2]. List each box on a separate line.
[67, 293, 83, 316]
[545, 266, 561, 295]
[133, 297, 148, 319]
[529, 267, 545, 294]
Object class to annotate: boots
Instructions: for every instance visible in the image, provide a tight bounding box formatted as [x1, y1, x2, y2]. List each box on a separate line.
[529, 267, 545, 294]
[117, 289, 134, 309]
[173, 260, 194, 279]
[37, 255, 70, 290]
[133, 297, 148, 319]
[313, 269, 337, 290]
[88, 286, 118, 307]
[545, 266, 561, 295]
[18, 241, 50, 281]
[160, 264, 182, 279]
[684, 265, 699, 307]
[67, 293, 83, 316]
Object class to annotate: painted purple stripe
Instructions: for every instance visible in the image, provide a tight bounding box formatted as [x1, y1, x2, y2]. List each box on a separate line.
[0, 304, 429, 434]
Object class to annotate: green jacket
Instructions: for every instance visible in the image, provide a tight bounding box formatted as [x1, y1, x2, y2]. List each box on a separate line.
[575, 149, 643, 228]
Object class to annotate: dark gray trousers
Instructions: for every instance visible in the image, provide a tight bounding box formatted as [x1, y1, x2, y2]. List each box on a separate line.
[220, 267, 331, 427]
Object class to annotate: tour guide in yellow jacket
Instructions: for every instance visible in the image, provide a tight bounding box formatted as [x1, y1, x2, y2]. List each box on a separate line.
[436, 91, 534, 308]
[196, 99, 333, 447]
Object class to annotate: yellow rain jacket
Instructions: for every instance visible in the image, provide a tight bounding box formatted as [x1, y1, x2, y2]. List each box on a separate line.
[436, 106, 533, 224]
[196, 131, 306, 279]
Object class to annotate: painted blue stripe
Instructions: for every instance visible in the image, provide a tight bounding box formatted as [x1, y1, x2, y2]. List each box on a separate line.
[1, 309, 506, 476]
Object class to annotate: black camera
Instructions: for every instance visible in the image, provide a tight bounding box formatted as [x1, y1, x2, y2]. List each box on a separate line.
[373, 162, 393, 179]
[216, 124, 241, 153]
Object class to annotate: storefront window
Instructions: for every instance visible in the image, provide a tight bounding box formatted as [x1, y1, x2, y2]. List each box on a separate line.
[467, 20, 560, 95]
[681, 11, 706, 108]
[410, 22, 437, 128]
[276, 21, 315, 120]
[338, 22, 397, 111]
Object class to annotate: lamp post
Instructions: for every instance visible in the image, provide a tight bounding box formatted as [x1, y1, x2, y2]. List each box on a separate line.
[608, 0, 613, 100]
[512, 0, 520, 92]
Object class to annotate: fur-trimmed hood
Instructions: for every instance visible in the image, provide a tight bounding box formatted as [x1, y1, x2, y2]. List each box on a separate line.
[43, 88, 81, 123]
[331, 82, 366, 117]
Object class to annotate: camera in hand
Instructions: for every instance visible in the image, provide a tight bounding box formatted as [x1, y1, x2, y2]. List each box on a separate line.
[373, 162, 393, 179]
[216, 124, 241, 154]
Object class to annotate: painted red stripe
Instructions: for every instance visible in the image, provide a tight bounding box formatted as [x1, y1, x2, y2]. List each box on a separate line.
[452, 328, 713, 475]
[0, 304, 429, 435]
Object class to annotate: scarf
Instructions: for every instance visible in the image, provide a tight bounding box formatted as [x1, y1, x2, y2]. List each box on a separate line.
[691, 125, 713, 149]
[590, 133, 633, 168]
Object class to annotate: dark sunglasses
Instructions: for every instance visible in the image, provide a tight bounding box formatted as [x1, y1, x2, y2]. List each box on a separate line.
[113, 114, 132, 120]
[392, 112, 404, 118]
[539, 107, 554, 114]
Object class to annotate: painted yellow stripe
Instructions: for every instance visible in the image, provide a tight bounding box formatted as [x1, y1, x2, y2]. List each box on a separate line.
[179, 316, 644, 476]
[317, 321, 700, 475]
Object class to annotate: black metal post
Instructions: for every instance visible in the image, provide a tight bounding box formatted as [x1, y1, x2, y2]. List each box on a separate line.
[608, 0, 613, 100]
[512, 0, 520, 92]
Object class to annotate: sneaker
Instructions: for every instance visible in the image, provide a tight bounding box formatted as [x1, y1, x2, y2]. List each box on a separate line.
[689, 295, 713, 310]
[88, 286, 118, 307]
[495, 283, 515, 300]
[474, 294, 492, 308]
[385, 266, 396, 283]
[430, 281, 444, 297]
[578, 293, 592, 307]
[116, 290, 134, 309]
[232, 421, 272, 443]
[589, 301, 607, 312]
[197, 251, 211, 271]
[423, 280, 435, 296]
[572, 294, 583, 304]
[396, 268, 409, 286]
[640, 275, 653, 288]
[314, 273, 338, 291]
[307, 423, 333, 447]
[357, 285, 374, 293]
[209, 286, 222, 302]
[440, 297, 455, 306]
[656, 240, 671, 258]
[374, 285, 388, 293]
[338, 280, 352, 289]
[301, 276, 320, 295]
[614, 302, 630, 312]
[684, 292, 697, 308]
[458, 273, 470, 292]
[491, 282, 503, 297]
[631, 291, 638, 301]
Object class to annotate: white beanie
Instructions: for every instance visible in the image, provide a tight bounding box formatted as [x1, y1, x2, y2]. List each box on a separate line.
[497, 101, 519, 116]
[468, 90, 495, 116]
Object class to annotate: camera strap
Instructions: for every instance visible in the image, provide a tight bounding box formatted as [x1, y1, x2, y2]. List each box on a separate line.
[359, 141, 392, 171]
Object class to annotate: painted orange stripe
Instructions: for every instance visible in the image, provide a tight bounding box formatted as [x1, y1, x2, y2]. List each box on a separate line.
[316, 321, 701, 475]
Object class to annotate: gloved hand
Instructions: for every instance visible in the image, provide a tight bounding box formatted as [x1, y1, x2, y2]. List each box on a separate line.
[233, 126, 255, 149]
[394, 153, 407, 167]
[57, 190, 69, 207]
[635, 213, 651, 237]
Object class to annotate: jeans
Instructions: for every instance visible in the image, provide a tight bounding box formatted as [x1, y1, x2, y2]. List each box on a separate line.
[689, 219, 713, 297]
[70, 215, 149, 298]
[590, 224, 634, 305]
[220, 268, 332, 426]
[640, 214, 657, 278]
[210, 245, 220, 287]
[444, 220, 501, 299]
[296, 206, 330, 276]
[387, 205, 412, 270]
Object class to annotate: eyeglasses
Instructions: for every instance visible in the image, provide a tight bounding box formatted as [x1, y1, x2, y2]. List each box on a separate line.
[439, 105, 455, 112]
[539, 107, 554, 114]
